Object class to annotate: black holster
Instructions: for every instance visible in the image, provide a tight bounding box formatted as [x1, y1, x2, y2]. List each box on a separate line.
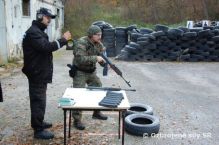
[69, 65, 78, 78]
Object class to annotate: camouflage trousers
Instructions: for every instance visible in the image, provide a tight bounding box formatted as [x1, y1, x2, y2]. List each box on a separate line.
[72, 70, 102, 121]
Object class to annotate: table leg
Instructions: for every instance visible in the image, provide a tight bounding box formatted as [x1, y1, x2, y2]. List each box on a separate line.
[122, 111, 125, 145]
[69, 110, 71, 138]
[118, 111, 121, 139]
[64, 109, 67, 145]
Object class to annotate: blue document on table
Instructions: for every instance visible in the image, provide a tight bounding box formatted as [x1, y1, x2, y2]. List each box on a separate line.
[59, 98, 75, 106]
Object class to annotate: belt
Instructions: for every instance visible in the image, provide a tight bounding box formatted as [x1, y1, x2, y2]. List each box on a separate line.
[76, 66, 96, 73]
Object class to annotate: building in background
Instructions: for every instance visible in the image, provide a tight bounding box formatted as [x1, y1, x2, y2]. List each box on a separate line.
[0, 0, 65, 64]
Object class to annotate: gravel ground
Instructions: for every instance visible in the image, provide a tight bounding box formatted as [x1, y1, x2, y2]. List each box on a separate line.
[0, 48, 219, 145]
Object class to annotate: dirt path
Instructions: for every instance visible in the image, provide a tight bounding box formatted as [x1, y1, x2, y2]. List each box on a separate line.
[0, 49, 219, 145]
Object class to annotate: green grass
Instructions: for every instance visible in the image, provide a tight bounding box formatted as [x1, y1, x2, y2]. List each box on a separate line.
[64, 5, 187, 38]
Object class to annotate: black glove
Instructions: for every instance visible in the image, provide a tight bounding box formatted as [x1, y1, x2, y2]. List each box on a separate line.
[67, 64, 77, 78]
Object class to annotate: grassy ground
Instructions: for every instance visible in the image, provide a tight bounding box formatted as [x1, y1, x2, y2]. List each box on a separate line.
[64, 4, 187, 38]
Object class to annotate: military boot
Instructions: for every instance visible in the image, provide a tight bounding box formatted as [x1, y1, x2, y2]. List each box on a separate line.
[34, 130, 54, 139]
[92, 111, 108, 120]
[74, 120, 85, 130]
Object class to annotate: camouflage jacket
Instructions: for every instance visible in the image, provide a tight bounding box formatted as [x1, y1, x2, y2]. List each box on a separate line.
[73, 36, 104, 71]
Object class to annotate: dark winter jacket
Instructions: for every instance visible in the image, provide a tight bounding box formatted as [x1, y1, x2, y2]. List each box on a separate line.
[22, 20, 67, 83]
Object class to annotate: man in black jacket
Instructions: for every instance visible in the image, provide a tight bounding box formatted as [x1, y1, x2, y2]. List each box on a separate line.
[22, 8, 71, 139]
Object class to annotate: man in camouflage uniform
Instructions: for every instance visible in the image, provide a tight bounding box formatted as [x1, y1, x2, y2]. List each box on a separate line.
[72, 25, 108, 130]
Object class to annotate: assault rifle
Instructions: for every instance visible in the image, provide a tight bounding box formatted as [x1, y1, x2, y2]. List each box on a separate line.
[87, 86, 136, 92]
[100, 53, 132, 87]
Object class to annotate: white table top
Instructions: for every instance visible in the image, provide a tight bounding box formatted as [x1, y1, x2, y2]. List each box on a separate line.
[59, 88, 130, 110]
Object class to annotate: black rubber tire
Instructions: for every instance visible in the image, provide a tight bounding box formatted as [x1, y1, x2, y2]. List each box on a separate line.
[103, 39, 115, 44]
[214, 26, 219, 30]
[106, 51, 116, 57]
[126, 25, 138, 31]
[125, 103, 153, 117]
[188, 58, 199, 62]
[168, 29, 184, 37]
[183, 32, 197, 38]
[168, 42, 177, 48]
[172, 46, 181, 52]
[189, 40, 197, 46]
[137, 41, 150, 46]
[190, 28, 202, 33]
[158, 46, 168, 51]
[129, 42, 141, 49]
[144, 55, 154, 60]
[92, 21, 105, 25]
[103, 29, 115, 36]
[152, 31, 166, 37]
[144, 43, 157, 50]
[142, 34, 156, 41]
[131, 29, 140, 34]
[103, 23, 113, 29]
[178, 27, 190, 33]
[155, 41, 162, 46]
[203, 26, 214, 30]
[167, 33, 178, 40]
[181, 43, 190, 49]
[140, 28, 154, 34]
[209, 55, 218, 60]
[198, 30, 210, 38]
[210, 52, 219, 56]
[124, 45, 138, 54]
[131, 33, 143, 39]
[169, 52, 180, 57]
[137, 37, 150, 42]
[155, 24, 169, 32]
[115, 31, 127, 36]
[158, 36, 169, 41]
[206, 41, 215, 47]
[180, 54, 190, 60]
[212, 36, 219, 42]
[201, 51, 210, 57]
[211, 29, 219, 36]
[191, 54, 204, 60]
[125, 114, 160, 136]
[116, 43, 127, 48]
[116, 27, 127, 31]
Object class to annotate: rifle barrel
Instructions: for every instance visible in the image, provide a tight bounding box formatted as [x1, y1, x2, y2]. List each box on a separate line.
[86, 87, 136, 92]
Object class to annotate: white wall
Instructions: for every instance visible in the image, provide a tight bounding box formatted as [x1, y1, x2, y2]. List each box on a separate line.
[4, 0, 64, 60]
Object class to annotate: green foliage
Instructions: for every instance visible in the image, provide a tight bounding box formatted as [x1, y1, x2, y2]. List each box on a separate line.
[63, 0, 200, 37]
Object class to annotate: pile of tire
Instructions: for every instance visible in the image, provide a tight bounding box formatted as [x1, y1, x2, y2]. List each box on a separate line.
[124, 103, 160, 136]
[102, 28, 116, 57]
[92, 21, 116, 57]
[116, 24, 219, 62]
[115, 27, 129, 56]
[92, 21, 138, 57]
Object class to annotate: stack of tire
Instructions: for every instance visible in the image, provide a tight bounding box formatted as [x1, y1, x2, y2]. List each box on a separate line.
[124, 103, 160, 136]
[102, 28, 116, 57]
[92, 21, 113, 30]
[92, 21, 116, 57]
[116, 24, 219, 62]
[180, 29, 219, 62]
[115, 27, 128, 56]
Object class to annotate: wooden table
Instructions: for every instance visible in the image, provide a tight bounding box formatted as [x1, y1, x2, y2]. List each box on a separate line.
[59, 88, 130, 145]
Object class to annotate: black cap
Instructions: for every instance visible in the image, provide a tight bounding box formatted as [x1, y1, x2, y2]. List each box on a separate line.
[38, 8, 56, 19]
